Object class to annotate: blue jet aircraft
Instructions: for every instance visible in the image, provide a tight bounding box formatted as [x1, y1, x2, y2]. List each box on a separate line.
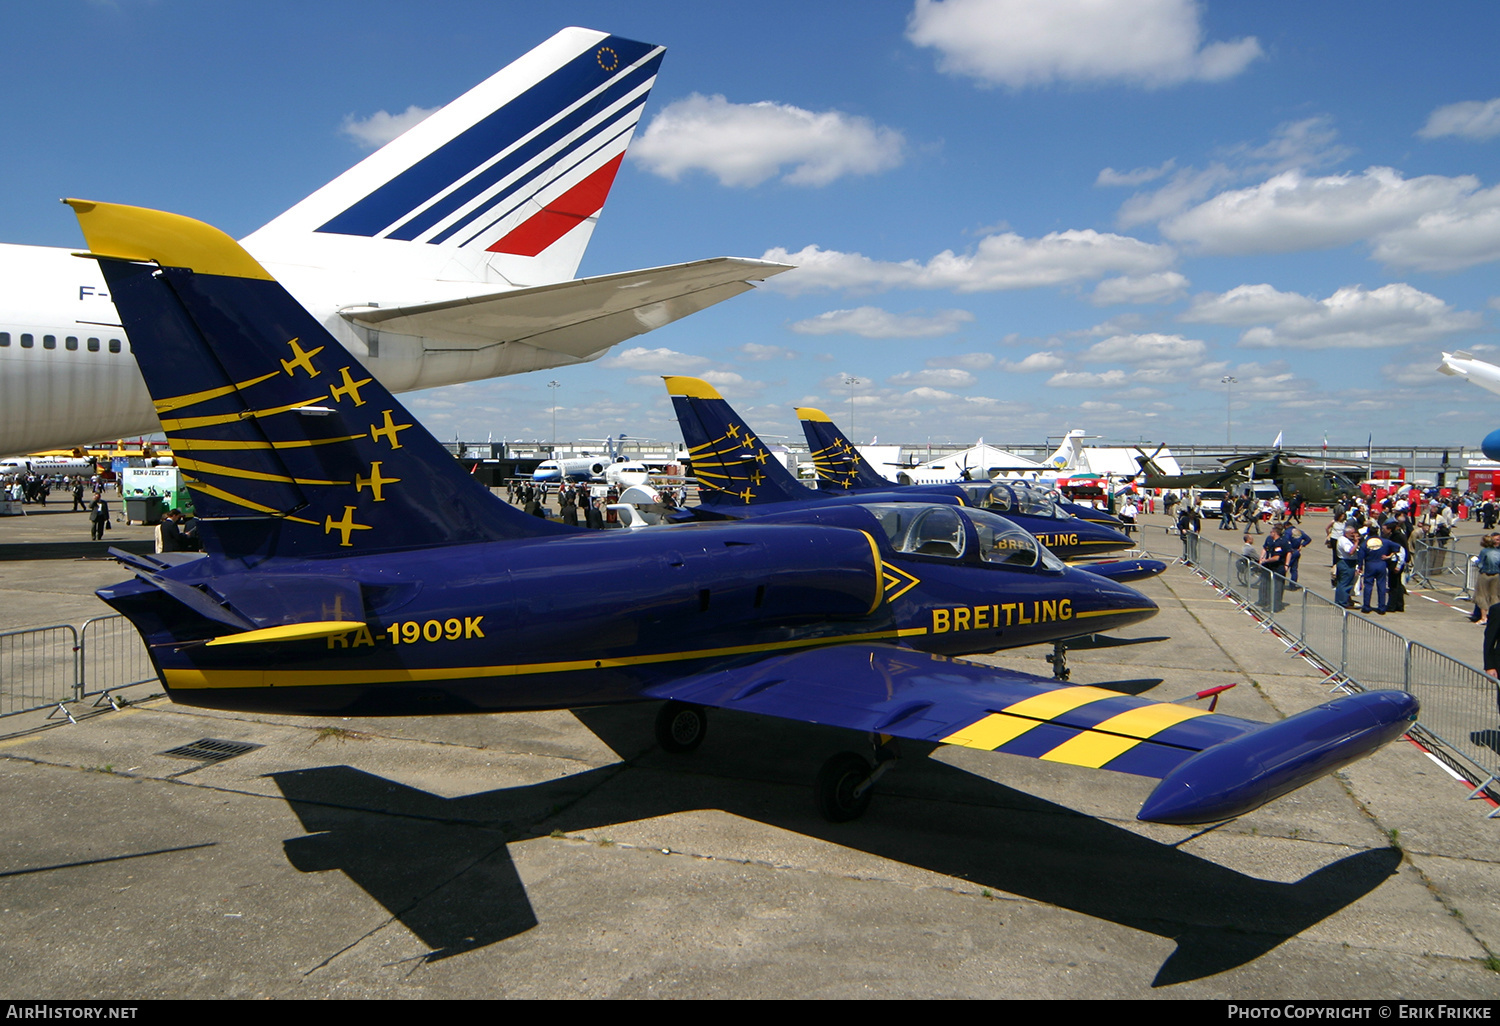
[72, 199, 1416, 826]
[667, 378, 1136, 566]
[798, 406, 1125, 529]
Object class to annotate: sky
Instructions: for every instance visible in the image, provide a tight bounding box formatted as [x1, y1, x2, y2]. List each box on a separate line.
[3, 0, 1500, 452]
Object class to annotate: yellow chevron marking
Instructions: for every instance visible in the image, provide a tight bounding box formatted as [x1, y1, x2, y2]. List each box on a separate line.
[166, 434, 365, 452]
[860, 530, 884, 615]
[1039, 703, 1211, 769]
[172, 457, 347, 487]
[161, 396, 327, 432]
[280, 337, 324, 378]
[182, 478, 317, 524]
[152, 371, 280, 414]
[881, 561, 920, 602]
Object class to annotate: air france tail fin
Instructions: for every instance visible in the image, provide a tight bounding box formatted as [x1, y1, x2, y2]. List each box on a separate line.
[242, 27, 663, 289]
[794, 408, 893, 491]
[69, 199, 569, 561]
[663, 377, 812, 507]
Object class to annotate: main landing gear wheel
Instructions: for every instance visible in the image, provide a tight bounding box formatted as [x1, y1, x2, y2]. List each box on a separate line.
[816, 751, 875, 822]
[655, 701, 707, 753]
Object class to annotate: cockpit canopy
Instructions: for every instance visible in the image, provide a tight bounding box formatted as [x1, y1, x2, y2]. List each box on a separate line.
[959, 481, 1071, 520]
[861, 503, 1066, 571]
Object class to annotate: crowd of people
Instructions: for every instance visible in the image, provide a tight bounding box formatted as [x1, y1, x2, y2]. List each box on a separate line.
[503, 479, 688, 529]
[1172, 489, 1479, 618]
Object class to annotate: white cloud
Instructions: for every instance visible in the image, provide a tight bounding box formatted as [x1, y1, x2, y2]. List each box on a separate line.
[1096, 160, 1176, 187]
[906, 0, 1262, 89]
[603, 346, 711, 371]
[1047, 369, 1129, 388]
[1113, 118, 1350, 229]
[630, 94, 904, 187]
[736, 342, 796, 361]
[340, 105, 438, 148]
[1090, 271, 1189, 305]
[700, 370, 752, 388]
[1419, 99, 1500, 141]
[1084, 333, 1207, 366]
[1180, 284, 1318, 325]
[889, 368, 977, 388]
[927, 352, 996, 370]
[1236, 284, 1482, 349]
[1161, 166, 1478, 255]
[1369, 183, 1500, 271]
[789, 307, 975, 338]
[998, 351, 1066, 373]
[764, 230, 1174, 294]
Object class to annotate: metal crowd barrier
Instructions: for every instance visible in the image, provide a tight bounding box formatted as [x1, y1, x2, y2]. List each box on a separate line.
[1174, 528, 1499, 812]
[0, 624, 79, 719]
[1410, 537, 1474, 597]
[0, 615, 158, 722]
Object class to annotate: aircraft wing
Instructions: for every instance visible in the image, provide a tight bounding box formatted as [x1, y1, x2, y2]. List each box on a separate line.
[642, 644, 1416, 824]
[341, 257, 793, 361]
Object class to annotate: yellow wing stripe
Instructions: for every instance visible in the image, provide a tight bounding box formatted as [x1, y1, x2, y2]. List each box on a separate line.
[152, 372, 281, 414]
[998, 685, 1122, 720]
[1038, 704, 1210, 769]
[173, 457, 348, 487]
[160, 396, 327, 432]
[941, 712, 1040, 751]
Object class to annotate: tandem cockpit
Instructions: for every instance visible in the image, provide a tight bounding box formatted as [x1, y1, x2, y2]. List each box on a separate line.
[861, 503, 1067, 571]
[956, 481, 1073, 522]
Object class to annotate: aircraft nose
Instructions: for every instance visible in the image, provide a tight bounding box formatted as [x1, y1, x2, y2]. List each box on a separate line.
[1071, 567, 1158, 633]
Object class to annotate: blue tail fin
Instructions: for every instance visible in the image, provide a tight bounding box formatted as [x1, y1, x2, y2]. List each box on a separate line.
[663, 377, 812, 507]
[795, 407, 894, 491]
[68, 200, 569, 561]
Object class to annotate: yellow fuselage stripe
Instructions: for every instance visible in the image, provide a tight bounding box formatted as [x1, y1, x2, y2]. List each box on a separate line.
[162, 628, 916, 690]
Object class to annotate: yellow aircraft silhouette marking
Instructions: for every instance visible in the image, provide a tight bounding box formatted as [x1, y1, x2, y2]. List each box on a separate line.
[355, 462, 400, 502]
[369, 410, 412, 449]
[280, 337, 324, 378]
[726, 424, 740, 438]
[329, 367, 372, 406]
[324, 506, 372, 547]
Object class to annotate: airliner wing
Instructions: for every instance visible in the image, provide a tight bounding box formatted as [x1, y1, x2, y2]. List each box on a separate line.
[642, 643, 1417, 824]
[341, 256, 792, 361]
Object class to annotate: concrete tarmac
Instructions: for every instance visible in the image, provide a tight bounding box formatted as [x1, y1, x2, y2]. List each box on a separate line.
[0, 504, 1497, 998]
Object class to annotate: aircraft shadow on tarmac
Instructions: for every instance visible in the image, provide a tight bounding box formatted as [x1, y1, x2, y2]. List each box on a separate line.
[0, 539, 151, 562]
[270, 701, 1401, 986]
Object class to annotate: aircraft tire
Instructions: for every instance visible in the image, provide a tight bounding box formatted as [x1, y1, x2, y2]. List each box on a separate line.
[656, 701, 707, 753]
[816, 751, 874, 822]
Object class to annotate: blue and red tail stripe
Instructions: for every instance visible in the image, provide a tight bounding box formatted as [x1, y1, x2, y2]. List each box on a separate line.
[317, 35, 660, 253]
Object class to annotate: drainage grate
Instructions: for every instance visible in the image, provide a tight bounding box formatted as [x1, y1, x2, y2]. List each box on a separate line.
[159, 738, 263, 764]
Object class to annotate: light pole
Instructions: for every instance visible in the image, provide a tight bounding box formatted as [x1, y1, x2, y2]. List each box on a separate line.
[844, 375, 860, 442]
[547, 380, 560, 451]
[1221, 376, 1237, 447]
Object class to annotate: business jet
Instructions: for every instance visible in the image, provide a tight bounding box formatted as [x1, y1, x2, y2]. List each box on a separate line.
[0, 27, 790, 457]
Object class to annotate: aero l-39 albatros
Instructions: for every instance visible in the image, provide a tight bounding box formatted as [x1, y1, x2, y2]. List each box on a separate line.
[0, 28, 788, 456]
[73, 198, 1415, 826]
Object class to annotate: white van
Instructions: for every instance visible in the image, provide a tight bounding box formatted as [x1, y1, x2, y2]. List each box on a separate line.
[1196, 488, 1228, 518]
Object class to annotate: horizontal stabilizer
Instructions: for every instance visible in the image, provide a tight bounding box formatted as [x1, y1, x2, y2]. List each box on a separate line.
[643, 644, 1416, 823]
[343, 257, 791, 361]
[205, 620, 368, 647]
